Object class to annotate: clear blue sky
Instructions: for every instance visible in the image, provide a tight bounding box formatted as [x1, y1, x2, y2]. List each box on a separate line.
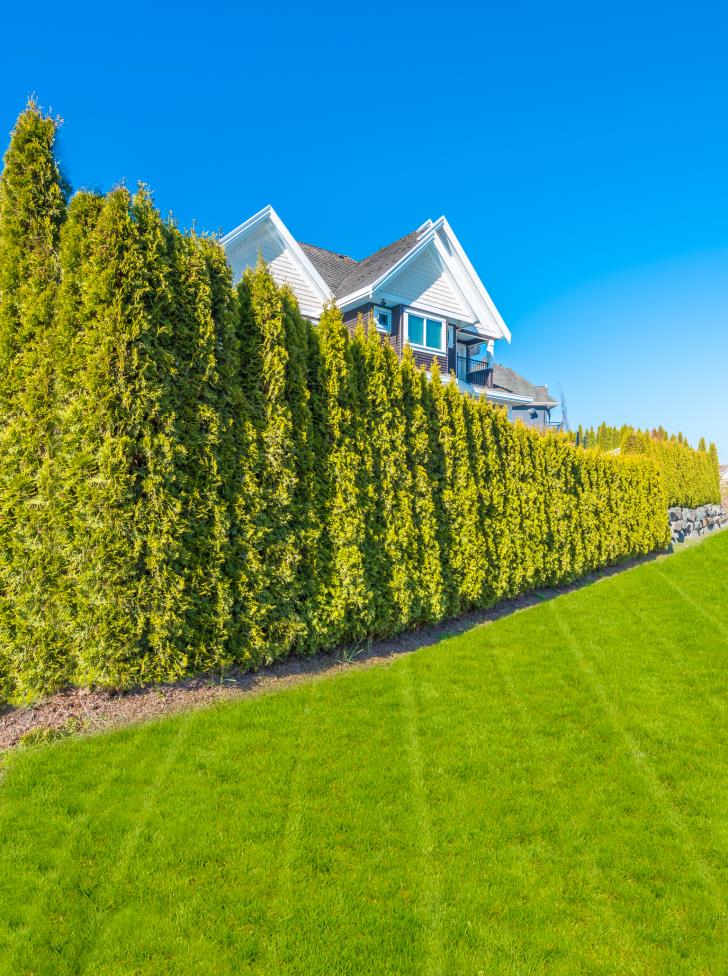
[2, 1, 727, 456]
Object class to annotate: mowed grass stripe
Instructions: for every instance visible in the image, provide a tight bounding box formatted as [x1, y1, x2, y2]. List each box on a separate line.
[1, 531, 727, 974]
[550, 601, 727, 916]
[398, 659, 446, 976]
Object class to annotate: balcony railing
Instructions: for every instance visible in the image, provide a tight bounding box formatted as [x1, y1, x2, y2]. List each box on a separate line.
[456, 355, 493, 388]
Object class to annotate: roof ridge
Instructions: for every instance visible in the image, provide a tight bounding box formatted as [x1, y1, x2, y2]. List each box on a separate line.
[297, 240, 357, 263]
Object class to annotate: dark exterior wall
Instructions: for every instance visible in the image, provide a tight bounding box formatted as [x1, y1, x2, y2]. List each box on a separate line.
[511, 405, 551, 430]
[410, 348, 448, 373]
[342, 303, 373, 333]
[342, 303, 399, 354]
[341, 303, 449, 375]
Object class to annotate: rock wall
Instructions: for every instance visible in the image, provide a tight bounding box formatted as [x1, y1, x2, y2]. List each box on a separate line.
[669, 504, 728, 544]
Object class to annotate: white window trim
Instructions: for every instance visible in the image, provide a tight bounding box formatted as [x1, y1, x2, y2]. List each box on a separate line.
[373, 305, 392, 335]
[404, 308, 446, 354]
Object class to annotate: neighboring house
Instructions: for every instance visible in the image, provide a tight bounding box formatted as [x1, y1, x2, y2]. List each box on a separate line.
[720, 464, 728, 486]
[489, 364, 559, 430]
[221, 205, 558, 429]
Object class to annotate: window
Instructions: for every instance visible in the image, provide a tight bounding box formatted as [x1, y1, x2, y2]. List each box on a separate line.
[373, 306, 391, 334]
[405, 311, 444, 352]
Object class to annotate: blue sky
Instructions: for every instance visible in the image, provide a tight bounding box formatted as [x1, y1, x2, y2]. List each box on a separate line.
[2, 1, 727, 456]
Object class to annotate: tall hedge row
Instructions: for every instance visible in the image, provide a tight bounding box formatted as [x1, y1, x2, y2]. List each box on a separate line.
[619, 429, 720, 508]
[0, 105, 672, 703]
[569, 423, 721, 508]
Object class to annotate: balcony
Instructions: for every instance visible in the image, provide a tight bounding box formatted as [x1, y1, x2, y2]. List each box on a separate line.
[456, 355, 493, 388]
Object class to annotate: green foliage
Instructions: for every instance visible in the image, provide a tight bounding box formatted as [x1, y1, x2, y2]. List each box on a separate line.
[0, 104, 678, 703]
[0, 102, 67, 702]
[618, 427, 720, 508]
[570, 420, 720, 508]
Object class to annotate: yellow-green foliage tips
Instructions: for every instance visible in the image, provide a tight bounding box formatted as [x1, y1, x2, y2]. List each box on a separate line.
[0, 103, 678, 702]
[570, 422, 721, 508]
[619, 428, 721, 508]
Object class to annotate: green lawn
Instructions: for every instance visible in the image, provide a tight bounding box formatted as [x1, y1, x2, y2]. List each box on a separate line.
[2, 534, 728, 975]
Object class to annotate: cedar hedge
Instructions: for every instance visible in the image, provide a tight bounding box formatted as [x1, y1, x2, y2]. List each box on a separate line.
[0, 104, 679, 703]
[568, 424, 720, 508]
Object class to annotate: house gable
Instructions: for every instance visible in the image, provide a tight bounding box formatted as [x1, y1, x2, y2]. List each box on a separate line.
[221, 206, 332, 320]
[373, 245, 470, 320]
[336, 219, 510, 342]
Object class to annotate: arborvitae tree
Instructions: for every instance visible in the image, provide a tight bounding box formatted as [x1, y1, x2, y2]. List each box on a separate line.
[0, 101, 67, 701]
[279, 286, 324, 652]
[709, 442, 721, 489]
[429, 373, 485, 613]
[472, 397, 506, 601]
[236, 260, 304, 662]
[295, 297, 334, 650]
[365, 326, 419, 632]
[48, 191, 104, 692]
[56, 187, 191, 689]
[698, 436, 707, 452]
[196, 234, 249, 667]
[356, 324, 392, 632]
[621, 427, 647, 455]
[317, 304, 372, 644]
[424, 360, 459, 616]
[164, 229, 234, 673]
[400, 347, 444, 622]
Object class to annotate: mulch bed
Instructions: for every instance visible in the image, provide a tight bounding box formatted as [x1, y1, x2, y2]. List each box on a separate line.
[0, 553, 664, 751]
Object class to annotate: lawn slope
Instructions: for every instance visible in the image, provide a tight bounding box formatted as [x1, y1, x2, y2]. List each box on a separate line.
[1, 533, 728, 975]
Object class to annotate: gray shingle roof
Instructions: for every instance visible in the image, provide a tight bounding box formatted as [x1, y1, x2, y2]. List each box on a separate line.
[297, 228, 423, 299]
[332, 229, 421, 299]
[298, 242, 358, 292]
[491, 364, 558, 407]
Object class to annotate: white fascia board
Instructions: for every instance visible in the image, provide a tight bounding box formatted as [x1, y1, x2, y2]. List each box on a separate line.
[486, 389, 533, 404]
[438, 218, 512, 343]
[220, 204, 333, 305]
[267, 208, 333, 304]
[220, 203, 274, 247]
[432, 226, 507, 343]
[336, 287, 375, 311]
[430, 235, 501, 340]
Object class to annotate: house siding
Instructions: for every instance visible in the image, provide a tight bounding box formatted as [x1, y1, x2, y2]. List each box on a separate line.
[225, 224, 323, 320]
[383, 248, 469, 319]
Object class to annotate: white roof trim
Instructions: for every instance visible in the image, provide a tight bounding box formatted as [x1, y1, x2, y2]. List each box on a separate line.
[486, 389, 533, 404]
[336, 217, 510, 342]
[436, 218, 511, 343]
[221, 205, 333, 305]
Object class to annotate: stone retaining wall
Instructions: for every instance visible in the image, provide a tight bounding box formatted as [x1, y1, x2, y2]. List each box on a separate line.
[669, 504, 728, 544]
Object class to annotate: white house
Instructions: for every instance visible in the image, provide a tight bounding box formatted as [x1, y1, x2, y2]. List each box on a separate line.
[221, 205, 558, 428]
